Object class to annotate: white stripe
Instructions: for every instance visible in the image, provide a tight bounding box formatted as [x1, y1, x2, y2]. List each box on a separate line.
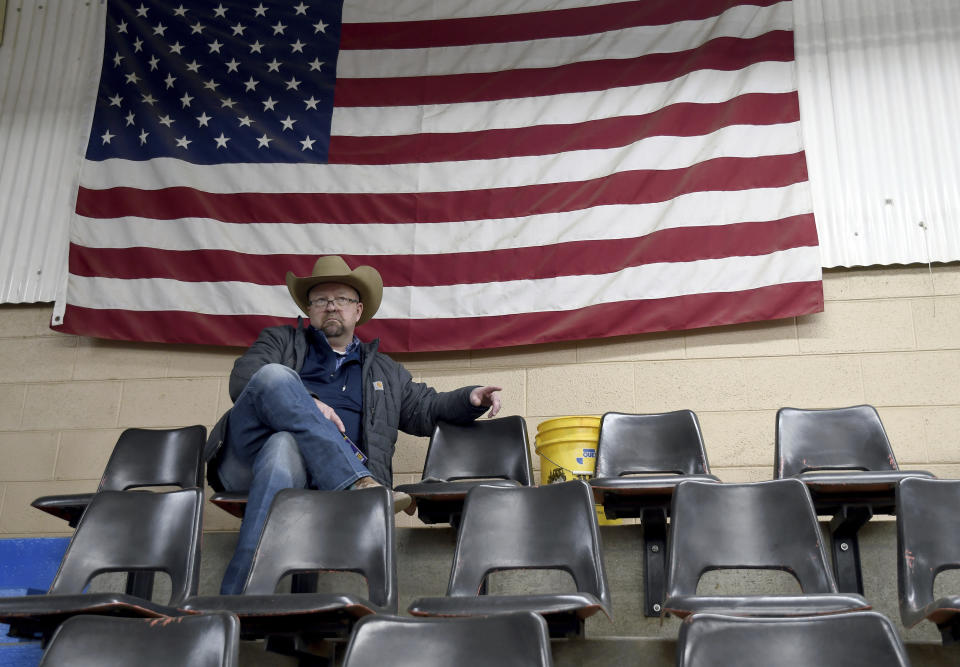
[79, 122, 803, 195]
[343, 0, 644, 23]
[398, 247, 823, 318]
[339, 3, 792, 78]
[66, 274, 297, 318]
[72, 183, 813, 255]
[65, 246, 822, 319]
[331, 61, 797, 137]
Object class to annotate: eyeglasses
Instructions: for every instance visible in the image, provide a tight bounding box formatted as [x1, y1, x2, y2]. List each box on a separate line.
[308, 296, 359, 309]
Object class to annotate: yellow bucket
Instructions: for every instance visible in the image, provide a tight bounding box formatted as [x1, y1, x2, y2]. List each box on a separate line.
[536, 416, 601, 432]
[536, 426, 601, 444]
[534, 418, 620, 525]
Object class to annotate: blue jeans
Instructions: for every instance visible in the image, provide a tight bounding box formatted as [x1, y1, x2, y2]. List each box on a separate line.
[217, 363, 372, 594]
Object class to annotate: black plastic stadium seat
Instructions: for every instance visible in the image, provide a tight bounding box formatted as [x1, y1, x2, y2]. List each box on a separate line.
[588, 410, 719, 616]
[32, 425, 206, 600]
[676, 611, 911, 667]
[0, 489, 203, 640]
[38, 612, 240, 667]
[776, 405, 933, 593]
[208, 491, 248, 518]
[662, 479, 870, 619]
[341, 612, 553, 667]
[897, 476, 960, 645]
[408, 481, 611, 638]
[184, 487, 397, 663]
[395, 416, 534, 526]
[31, 425, 207, 527]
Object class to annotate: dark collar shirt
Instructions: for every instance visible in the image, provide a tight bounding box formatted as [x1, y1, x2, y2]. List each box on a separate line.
[299, 327, 364, 446]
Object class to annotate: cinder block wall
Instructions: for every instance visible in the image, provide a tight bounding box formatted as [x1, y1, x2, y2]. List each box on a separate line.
[1, 264, 958, 537]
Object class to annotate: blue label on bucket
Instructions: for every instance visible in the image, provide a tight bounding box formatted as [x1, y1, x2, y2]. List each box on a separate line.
[576, 448, 597, 464]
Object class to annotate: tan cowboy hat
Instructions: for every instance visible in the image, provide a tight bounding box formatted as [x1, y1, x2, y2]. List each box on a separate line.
[286, 256, 383, 325]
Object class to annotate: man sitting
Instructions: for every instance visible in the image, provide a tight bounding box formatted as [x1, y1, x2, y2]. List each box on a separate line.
[205, 256, 501, 594]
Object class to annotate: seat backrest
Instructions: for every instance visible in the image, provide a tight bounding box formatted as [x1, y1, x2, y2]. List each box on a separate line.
[897, 477, 960, 619]
[594, 410, 710, 478]
[244, 487, 397, 612]
[100, 425, 206, 491]
[421, 416, 532, 484]
[342, 612, 553, 667]
[39, 611, 240, 667]
[665, 480, 837, 597]
[676, 612, 910, 667]
[775, 406, 897, 478]
[48, 489, 203, 605]
[446, 481, 610, 608]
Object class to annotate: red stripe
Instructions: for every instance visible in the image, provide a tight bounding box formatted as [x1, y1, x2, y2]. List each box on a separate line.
[340, 0, 784, 50]
[329, 93, 800, 165]
[54, 306, 272, 350]
[334, 32, 793, 107]
[54, 281, 824, 352]
[365, 282, 824, 352]
[76, 152, 809, 225]
[68, 215, 818, 286]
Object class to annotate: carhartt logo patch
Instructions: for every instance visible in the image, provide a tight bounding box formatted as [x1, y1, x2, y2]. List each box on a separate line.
[373, 381, 384, 390]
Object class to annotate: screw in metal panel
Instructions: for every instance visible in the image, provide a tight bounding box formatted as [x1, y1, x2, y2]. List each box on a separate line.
[650, 545, 660, 553]
[653, 603, 662, 613]
[839, 542, 849, 552]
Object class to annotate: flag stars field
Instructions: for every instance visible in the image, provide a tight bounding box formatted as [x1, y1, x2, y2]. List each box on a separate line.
[86, 0, 338, 165]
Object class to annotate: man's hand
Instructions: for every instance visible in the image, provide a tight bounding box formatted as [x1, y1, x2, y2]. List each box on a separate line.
[313, 397, 346, 433]
[470, 386, 502, 418]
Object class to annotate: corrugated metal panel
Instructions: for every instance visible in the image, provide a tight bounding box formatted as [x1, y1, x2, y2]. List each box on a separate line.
[795, 0, 960, 267]
[0, 0, 104, 303]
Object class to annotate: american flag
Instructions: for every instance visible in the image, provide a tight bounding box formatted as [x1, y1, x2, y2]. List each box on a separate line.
[57, 0, 823, 353]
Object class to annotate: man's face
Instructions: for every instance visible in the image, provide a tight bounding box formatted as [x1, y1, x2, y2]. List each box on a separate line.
[307, 283, 364, 339]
